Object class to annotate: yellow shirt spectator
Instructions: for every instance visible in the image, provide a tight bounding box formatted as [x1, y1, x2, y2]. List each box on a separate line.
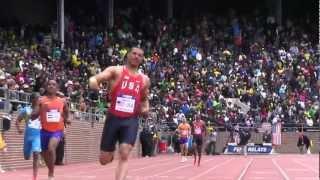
[248, 88, 254, 95]
[304, 53, 310, 61]
[207, 125, 214, 133]
[71, 54, 81, 67]
[119, 49, 128, 59]
[196, 102, 204, 111]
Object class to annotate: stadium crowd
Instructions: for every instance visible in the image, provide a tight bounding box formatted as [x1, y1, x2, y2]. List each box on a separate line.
[0, 9, 319, 130]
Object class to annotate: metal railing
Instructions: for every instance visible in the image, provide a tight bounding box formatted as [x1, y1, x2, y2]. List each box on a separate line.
[72, 111, 106, 124]
[156, 119, 320, 133]
[0, 88, 30, 105]
[0, 88, 107, 125]
[0, 87, 104, 113]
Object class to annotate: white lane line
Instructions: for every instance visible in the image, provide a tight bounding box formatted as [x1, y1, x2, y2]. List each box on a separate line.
[75, 156, 172, 175]
[130, 160, 181, 172]
[251, 171, 278, 174]
[286, 168, 312, 172]
[249, 177, 272, 180]
[293, 159, 318, 174]
[150, 158, 215, 177]
[294, 178, 320, 180]
[272, 158, 290, 180]
[21, 174, 97, 179]
[188, 158, 235, 180]
[237, 158, 253, 180]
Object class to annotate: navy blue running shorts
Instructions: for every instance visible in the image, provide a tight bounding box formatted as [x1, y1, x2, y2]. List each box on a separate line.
[100, 113, 139, 152]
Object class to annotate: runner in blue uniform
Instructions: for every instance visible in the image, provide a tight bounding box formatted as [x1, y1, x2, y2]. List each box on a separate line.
[16, 93, 41, 180]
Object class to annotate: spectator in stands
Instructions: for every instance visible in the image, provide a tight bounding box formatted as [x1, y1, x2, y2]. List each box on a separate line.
[172, 130, 181, 153]
[79, 97, 87, 112]
[262, 130, 272, 143]
[206, 129, 217, 155]
[0, 8, 318, 134]
[297, 132, 311, 154]
[139, 126, 153, 157]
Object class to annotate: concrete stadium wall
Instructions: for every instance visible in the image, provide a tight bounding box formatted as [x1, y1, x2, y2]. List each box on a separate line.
[0, 111, 318, 171]
[0, 112, 140, 171]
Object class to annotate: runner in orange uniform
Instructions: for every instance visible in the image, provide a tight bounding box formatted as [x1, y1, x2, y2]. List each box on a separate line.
[31, 80, 70, 180]
[177, 117, 191, 162]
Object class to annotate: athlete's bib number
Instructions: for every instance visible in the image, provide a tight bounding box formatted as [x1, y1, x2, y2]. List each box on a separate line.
[46, 110, 60, 123]
[115, 96, 135, 113]
[195, 127, 202, 135]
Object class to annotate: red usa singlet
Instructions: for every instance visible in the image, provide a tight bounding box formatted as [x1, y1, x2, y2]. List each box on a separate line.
[193, 121, 205, 135]
[108, 67, 144, 118]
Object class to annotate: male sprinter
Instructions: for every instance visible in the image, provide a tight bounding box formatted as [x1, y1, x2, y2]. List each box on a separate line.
[31, 80, 70, 180]
[192, 114, 206, 166]
[177, 117, 191, 162]
[89, 47, 150, 180]
[16, 93, 41, 180]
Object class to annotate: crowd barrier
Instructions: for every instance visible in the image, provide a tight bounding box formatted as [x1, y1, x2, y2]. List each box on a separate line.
[0, 87, 106, 120]
[0, 111, 141, 171]
[225, 143, 273, 154]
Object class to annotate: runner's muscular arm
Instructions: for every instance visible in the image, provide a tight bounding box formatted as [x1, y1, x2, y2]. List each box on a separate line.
[188, 124, 192, 137]
[191, 122, 195, 135]
[89, 66, 117, 90]
[140, 76, 151, 116]
[15, 110, 25, 134]
[63, 100, 70, 125]
[176, 125, 181, 134]
[31, 99, 40, 120]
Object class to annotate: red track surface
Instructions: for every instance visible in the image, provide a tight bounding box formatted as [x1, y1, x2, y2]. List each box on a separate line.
[1, 154, 318, 180]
